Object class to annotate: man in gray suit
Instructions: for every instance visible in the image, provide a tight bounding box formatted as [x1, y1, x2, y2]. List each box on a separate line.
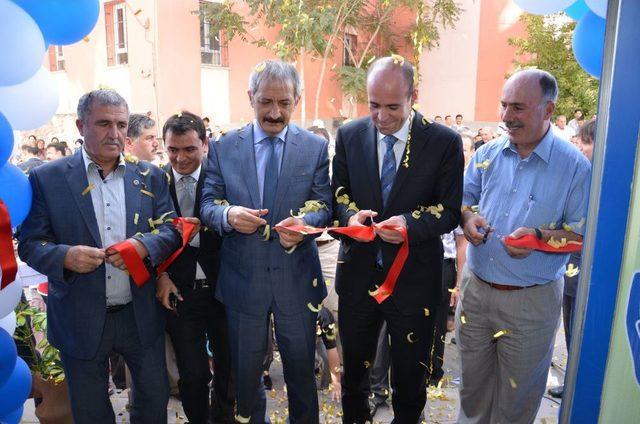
[200, 60, 332, 423]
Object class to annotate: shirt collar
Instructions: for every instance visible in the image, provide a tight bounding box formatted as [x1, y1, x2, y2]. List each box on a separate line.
[376, 111, 413, 143]
[253, 120, 288, 145]
[172, 164, 201, 183]
[502, 124, 554, 164]
[82, 146, 126, 174]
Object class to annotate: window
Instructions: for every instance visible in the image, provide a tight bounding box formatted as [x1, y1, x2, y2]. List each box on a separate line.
[48, 45, 65, 71]
[343, 33, 357, 67]
[200, 16, 225, 66]
[105, 1, 128, 66]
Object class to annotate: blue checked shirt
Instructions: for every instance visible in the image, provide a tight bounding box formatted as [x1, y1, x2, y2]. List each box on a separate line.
[463, 127, 591, 286]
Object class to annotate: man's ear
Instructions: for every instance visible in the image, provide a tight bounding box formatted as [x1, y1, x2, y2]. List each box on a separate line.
[544, 101, 556, 121]
[124, 137, 134, 149]
[76, 119, 84, 136]
[410, 89, 418, 104]
[248, 90, 254, 105]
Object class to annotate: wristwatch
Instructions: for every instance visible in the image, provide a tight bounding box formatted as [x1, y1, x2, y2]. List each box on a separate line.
[534, 228, 543, 240]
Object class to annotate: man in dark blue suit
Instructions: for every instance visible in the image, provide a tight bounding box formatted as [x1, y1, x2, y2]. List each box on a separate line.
[200, 60, 332, 423]
[18, 90, 181, 423]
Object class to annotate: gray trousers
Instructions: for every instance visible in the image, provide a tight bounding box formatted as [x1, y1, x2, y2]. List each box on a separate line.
[456, 266, 562, 424]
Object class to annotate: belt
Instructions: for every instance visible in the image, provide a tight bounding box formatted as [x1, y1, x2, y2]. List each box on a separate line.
[193, 279, 209, 290]
[106, 303, 130, 313]
[316, 238, 335, 246]
[475, 274, 538, 291]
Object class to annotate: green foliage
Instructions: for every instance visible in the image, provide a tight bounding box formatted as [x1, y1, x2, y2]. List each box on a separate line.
[13, 300, 65, 385]
[334, 65, 368, 103]
[509, 13, 600, 118]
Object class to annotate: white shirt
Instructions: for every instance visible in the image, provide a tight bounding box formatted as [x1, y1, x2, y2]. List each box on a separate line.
[376, 113, 412, 175]
[554, 125, 576, 141]
[172, 165, 206, 280]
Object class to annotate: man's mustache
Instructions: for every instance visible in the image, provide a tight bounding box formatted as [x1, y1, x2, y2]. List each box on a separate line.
[264, 118, 284, 124]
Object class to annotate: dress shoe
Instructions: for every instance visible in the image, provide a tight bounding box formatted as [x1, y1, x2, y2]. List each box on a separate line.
[548, 385, 564, 398]
[368, 396, 387, 417]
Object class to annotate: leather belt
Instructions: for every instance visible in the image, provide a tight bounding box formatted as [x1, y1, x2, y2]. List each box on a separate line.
[106, 303, 130, 313]
[475, 274, 538, 291]
[193, 279, 209, 290]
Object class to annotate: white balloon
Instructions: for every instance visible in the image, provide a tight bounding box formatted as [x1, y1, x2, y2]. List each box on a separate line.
[0, 67, 59, 131]
[0, 311, 16, 336]
[0, 279, 23, 318]
[585, 0, 607, 18]
[513, 0, 575, 15]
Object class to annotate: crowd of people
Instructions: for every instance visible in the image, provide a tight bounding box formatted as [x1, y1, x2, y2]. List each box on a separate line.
[10, 56, 597, 424]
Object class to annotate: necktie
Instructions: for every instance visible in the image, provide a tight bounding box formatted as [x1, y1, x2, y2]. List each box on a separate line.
[262, 137, 279, 222]
[178, 175, 196, 217]
[380, 134, 397, 207]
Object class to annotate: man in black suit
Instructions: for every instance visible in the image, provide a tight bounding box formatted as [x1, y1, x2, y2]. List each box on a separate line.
[156, 111, 235, 423]
[332, 56, 464, 422]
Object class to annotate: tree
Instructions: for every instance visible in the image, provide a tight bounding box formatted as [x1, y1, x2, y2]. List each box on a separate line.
[509, 13, 600, 118]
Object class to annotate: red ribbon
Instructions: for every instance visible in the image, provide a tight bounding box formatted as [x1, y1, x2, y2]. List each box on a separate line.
[108, 218, 196, 287]
[0, 200, 18, 290]
[504, 233, 582, 253]
[275, 224, 409, 304]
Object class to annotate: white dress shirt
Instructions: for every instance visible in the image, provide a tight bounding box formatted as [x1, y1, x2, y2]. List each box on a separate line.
[376, 113, 413, 176]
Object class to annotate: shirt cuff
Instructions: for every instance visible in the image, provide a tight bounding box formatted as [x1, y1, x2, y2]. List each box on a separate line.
[222, 206, 233, 233]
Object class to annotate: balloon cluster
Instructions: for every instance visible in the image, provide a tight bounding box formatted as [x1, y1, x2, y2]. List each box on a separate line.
[0, 1, 99, 423]
[514, 0, 608, 79]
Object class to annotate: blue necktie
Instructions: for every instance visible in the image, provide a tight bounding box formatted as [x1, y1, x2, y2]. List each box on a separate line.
[262, 137, 279, 222]
[380, 134, 397, 207]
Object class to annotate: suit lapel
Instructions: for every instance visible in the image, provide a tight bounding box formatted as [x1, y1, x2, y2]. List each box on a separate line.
[361, 121, 383, 213]
[65, 151, 102, 246]
[124, 163, 143, 238]
[164, 164, 182, 217]
[194, 161, 206, 219]
[384, 113, 429, 214]
[272, 124, 302, 220]
[238, 125, 261, 209]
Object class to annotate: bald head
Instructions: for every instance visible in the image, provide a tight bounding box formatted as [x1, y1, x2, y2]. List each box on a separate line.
[367, 56, 415, 99]
[505, 69, 558, 104]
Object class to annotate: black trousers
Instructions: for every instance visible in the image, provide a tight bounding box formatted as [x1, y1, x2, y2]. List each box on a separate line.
[428, 258, 456, 383]
[340, 293, 435, 424]
[166, 287, 235, 424]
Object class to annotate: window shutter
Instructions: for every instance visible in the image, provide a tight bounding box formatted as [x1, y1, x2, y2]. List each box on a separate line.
[48, 45, 57, 71]
[105, 2, 115, 66]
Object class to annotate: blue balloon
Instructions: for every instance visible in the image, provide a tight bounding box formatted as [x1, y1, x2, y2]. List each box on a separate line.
[572, 11, 606, 79]
[565, 0, 590, 20]
[0, 0, 45, 86]
[0, 113, 13, 167]
[0, 358, 32, 417]
[0, 164, 32, 226]
[0, 405, 23, 424]
[0, 328, 17, 388]
[13, 0, 100, 45]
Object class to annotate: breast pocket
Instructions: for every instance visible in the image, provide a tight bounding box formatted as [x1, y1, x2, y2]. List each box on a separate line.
[523, 199, 558, 228]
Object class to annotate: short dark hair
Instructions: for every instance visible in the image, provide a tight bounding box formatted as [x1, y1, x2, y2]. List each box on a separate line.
[46, 142, 67, 156]
[162, 111, 206, 142]
[21, 144, 39, 155]
[574, 108, 583, 114]
[203, 117, 210, 124]
[579, 119, 596, 145]
[445, 115, 452, 120]
[127, 114, 156, 139]
[456, 114, 463, 119]
[434, 115, 442, 120]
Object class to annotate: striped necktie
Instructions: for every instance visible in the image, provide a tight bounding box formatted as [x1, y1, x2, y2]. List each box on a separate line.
[380, 134, 397, 207]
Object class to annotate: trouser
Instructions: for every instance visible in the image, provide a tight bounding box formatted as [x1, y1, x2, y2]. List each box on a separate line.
[428, 257, 456, 383]
[456, 266, 562, 424]
[60, 304, 169, 424]
[369, 322, 390, 401]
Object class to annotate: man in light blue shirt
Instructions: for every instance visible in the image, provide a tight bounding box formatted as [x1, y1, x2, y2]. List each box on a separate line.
[457, 69, 591, 423]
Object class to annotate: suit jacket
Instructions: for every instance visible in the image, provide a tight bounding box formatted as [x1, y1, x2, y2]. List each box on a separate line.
[18, 150, 181, 359]
[200, 123, 332, 316]
[332, 112, 464, 313]
[164, 162, 222, 293]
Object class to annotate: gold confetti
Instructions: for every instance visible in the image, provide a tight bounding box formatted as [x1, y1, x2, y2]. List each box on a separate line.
[475, 159, 491, 170]
[286, 245, 297, 254]
[141, 189, 155, 198]
[424, 308, 430, 316]
[139, 168, 150, 176]
[124, 153, 139, 164]
[214, 199, 230, 206]
[307, 302, 322, 312]
[412, 210, 422, 219]
[493, 329, 509, 339]
[363, 361, 371, 368]
[133, 8, 142, 16]
[407, 332, 416, 343]
[422, 117, 428, 126]
[391, 53, 405, 66]
[549, 221, 557, 230]
[134, 213, 139, 225]
[332, 220, 339, 227]
[40, 241, 48, 246]
[562, 222, 573, 232]
[325, 278, 331, 285]
[151, 229, 160, 235]
[312, 278, 317, 287]
[81, 184, 95, 196]
[460, 314, 467, 324]
[509, 377, 518, 389]
[576, 217, 586, 228]
[346, 201, 359, 213]
[366, 55, 376, 64]
[254, 62, 266, 73]
[565, 263, 580, 278]
[235, 415, 251, 423]
[263, 225, 270, 241]
[412, 103, 421, 111]
[165, 172, 171, 184]
[83, 36, 90, 42]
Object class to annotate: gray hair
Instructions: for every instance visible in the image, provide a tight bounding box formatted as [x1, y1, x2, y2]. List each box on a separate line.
[127, 114, 156, 139]
[367, 56, 416, 98]
[511, 69, 559, 103]
[248, 60, 301, 98]
[77, 89, 129, 124]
